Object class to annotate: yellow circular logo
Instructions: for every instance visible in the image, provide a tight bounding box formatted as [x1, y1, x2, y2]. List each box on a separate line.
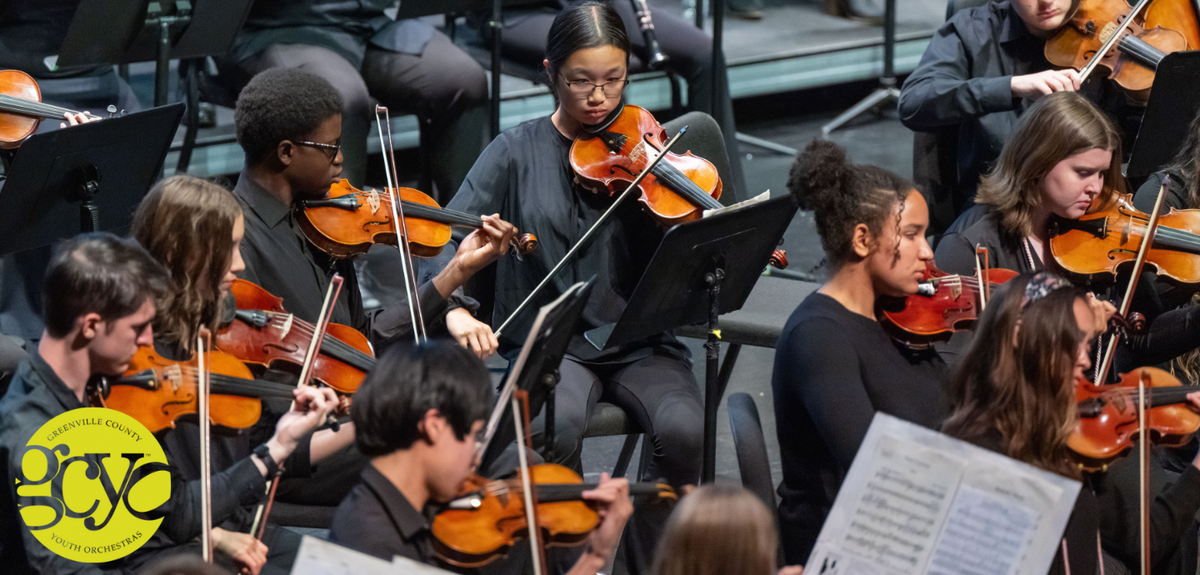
[14, 407, 171, 563]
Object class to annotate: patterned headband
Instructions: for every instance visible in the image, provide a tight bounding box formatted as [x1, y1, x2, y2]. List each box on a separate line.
[1022, 272, 1073, 308]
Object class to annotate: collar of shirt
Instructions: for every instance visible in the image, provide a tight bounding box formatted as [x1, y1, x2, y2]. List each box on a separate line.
[235, 170, 293, 229]
[361, 463, 432, 543]
[27, 348, 86, 411]
[998, 2, 1040, 46]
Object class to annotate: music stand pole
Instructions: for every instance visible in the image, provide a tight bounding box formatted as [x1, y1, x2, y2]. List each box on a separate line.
[490, 0, 503, 139]
[711, 0, 724, 119]
[821, 0, 899, 134]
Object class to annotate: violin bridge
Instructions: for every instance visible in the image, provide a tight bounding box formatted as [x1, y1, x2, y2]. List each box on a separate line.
[367, 189, 381, 214]
[1121, 218, 1131, 246]
[1099, 21, 1117, 45]
[950, 283, 961, 300]
[165, 365, 182, 392]
[280, 314, 294, 340]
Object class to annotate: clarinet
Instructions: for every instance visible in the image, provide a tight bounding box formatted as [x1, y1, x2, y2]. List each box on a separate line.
[630, 0, 670, 70]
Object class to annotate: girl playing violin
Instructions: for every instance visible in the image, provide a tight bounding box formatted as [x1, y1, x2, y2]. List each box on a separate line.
[943, 272, 1200, 574]
[937, 91, 1200, 373]
[446, 3, 705, 570]
[772, 140, 946, 563]
[129, 175, 357, 574]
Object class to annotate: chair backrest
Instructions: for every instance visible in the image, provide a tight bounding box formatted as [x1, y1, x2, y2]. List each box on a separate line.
[0, 449, 34, 575]
[726, 392, 776, 510]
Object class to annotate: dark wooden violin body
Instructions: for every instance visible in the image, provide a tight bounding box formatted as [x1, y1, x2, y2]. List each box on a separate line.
[216, 279, 374, 396]
[94, 346, 299, 433]
[296, 179, 538, 259]
[1069, 367, 1200, 470]
[1049, 194, 1200, 286]
[0, 69, 100, 149]
[879, 262, 1018, 349]
[431, 463, 675, 567]
[570, 104, 723, 226]
[1044, 0, 1189, 101]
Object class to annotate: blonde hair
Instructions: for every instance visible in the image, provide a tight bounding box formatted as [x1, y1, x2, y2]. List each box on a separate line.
[652, 484, 779, 575]
[976, 92, 1125, 239]
[131, 175, 242, 351]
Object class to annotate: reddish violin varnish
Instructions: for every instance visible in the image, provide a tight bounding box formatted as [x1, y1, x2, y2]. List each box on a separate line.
[216, 279, 374, 395]
[879, 262, 1018, 349]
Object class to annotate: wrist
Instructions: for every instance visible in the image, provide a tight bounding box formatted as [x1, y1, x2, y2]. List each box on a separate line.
[433, 262, 469, 298]
[266, 436, 293, 464]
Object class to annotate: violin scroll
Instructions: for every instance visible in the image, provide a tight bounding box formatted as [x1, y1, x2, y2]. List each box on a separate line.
[768, 249, 788, 270]
[513, 233, 539, 257]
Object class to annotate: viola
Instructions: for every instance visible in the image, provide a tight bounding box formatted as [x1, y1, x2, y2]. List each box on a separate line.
[296, 179, 538, 259]
[1044, 0, 1189, 102]
[1048, 194, 1200, 286]
[0, 69, 102, 149]
[878, 262, 1018, 349]
[216, 279, 374, 395]
[570, 104, 723, 226]
[91, 346, 302, 433]
[1069, 367, 1200, 470]
[431, 463, 676, 567]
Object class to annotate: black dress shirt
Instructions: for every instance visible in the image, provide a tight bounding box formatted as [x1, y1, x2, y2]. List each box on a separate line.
[233, 171, 469, 350]
[446, 116, 690, 363]
[898, 1, 1133, 200]
[772, 293, 947, 563]
[232, 0, 435, 68]
[0, 351, 267, 574]
[327, 464, 436, 564]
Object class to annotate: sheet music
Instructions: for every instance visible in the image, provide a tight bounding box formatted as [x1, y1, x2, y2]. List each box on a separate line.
[392, 554, 457, 574]
[290, 535, 397, 575]
[806, 414, 1079, 575]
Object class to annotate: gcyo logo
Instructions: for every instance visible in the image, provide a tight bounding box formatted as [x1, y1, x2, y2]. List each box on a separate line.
[14, 407, 171, 563]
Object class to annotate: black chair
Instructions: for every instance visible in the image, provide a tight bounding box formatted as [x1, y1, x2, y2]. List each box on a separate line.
[727, 392, 775, 510]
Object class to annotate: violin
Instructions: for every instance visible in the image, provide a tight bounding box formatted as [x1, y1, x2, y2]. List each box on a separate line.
[0, 69, 102, 149]
[1068, 367, 1200, 470]
[1044, 0, 1188, 102]
[879, 262, 1018, 349]
[90, 346, 304, 433]
[1048, 193, 1200, 286]
[296, 179, 538, 259]
[570, 104, 723, 226]
[216, 279, 374, 395]
[431, 463, 676, 567]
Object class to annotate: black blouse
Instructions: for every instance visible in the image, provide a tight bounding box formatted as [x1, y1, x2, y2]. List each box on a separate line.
[446, 115, 689, 363]
[772, 292, 947, 563]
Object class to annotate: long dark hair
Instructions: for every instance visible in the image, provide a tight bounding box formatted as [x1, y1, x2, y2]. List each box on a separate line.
[942, 274, 1086, 479]
[544, 1, 632, 97]
[1166, 108, 1200, 209]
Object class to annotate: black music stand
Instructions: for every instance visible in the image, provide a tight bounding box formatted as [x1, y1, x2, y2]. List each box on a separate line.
[56, 0, 253, 107]
[0, 104, 184, 256]
[584, 194, 799, 483]
[1127, 51, 1200, 184]
[481, 281, 595, 472]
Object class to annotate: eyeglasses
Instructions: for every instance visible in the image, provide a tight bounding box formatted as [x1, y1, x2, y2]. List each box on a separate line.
[294, 138, 341, 161]
[561, 75, 629, 98]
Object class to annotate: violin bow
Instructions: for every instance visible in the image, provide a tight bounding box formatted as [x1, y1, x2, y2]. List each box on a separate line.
[1093, 176, 1170, 385]
[973, 246, 991, 310]
[252, 274, 345, 540]
[197, 328, 215, 564]
[375, 105, 427, 344]
[512, 389, 549, 575]
[494, 126, 689, 338]
[1076, 0, 1153, 83]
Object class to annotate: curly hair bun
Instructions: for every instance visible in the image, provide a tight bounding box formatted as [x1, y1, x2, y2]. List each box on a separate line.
[788, 139, 852, 216]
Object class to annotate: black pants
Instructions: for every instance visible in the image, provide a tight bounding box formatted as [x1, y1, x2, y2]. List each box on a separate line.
[497, 5, 747, 198]
[234, 32, 488, 202]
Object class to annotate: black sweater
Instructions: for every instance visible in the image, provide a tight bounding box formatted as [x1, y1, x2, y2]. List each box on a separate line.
[772, 292, 947, 563]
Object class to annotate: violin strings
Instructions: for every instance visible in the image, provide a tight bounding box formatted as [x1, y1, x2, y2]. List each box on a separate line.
[251, 314, 375, 368]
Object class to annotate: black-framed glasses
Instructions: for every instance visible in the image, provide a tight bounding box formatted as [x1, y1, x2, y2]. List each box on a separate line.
[295, 138, 341, 161]
[561, 75, 629, 98]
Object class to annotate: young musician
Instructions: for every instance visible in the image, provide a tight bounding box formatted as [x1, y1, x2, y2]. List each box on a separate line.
[1133, 107, 1200, 213]
[652, 484, 803, 575]
[328, 340, 633, 575]
[231, 67, 514, 358]
[772, 140, 946, 563]
[897, 0, 1137, 203]
[129, 175, 357, 573]
[0, 233, 339, 575]
[943, 272, 1200, 574]
[446, 3, 704, 569]
[936, 92, 1200, 371]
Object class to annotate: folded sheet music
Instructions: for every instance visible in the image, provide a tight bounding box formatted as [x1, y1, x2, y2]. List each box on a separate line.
[290, 536, 455, 575]
[806, 413, 1081, 575]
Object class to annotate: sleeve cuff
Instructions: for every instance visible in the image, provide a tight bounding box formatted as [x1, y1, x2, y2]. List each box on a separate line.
[228, 456, 269, 508]
[980, 76, 1016, 113]
[281, 435, 313, 479]
[445, 286, 480, 314]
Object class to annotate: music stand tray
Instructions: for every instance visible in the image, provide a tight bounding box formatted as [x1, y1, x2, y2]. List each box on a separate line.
[1127, 50, 1200, 182]
[584, 193, 799, 482]
[481, 280, 595, 472]
[0, 104, 185, 256]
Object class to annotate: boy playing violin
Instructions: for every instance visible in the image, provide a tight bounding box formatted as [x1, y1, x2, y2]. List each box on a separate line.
[0, 233, 340, 575]
[231, 67, 514, 359]
[329, 340, 632, 574]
